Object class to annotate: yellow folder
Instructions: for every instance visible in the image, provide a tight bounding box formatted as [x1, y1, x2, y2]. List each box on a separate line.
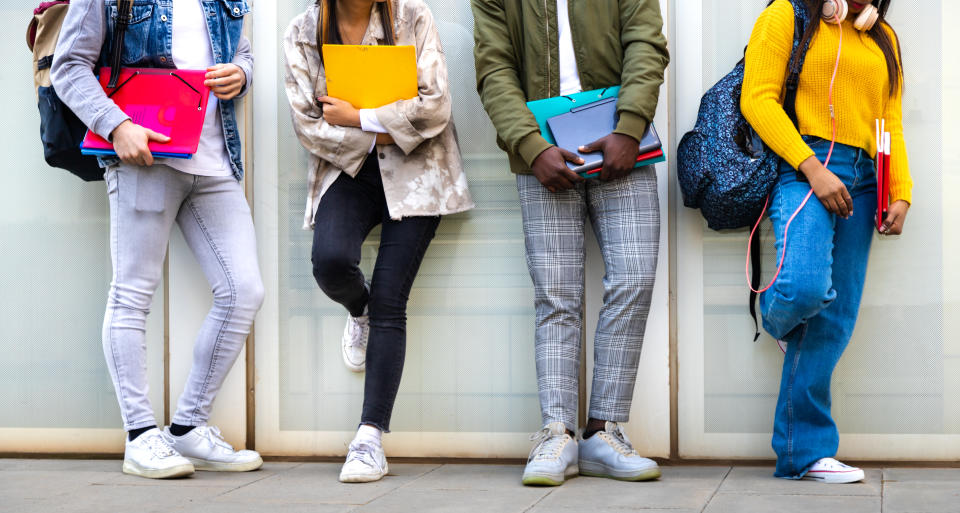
[322, 44, 419, 109]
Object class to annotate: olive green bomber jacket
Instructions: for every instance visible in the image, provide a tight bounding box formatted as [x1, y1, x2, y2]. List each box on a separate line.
[471, 0, 669, 174]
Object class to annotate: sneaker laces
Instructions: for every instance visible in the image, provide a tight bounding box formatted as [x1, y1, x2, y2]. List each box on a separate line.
[528, 427, 568, 461]
[145, 432, 178, 458]
[197, 426, 234, 451]
[346, 315, 370, 350]
[600, 424, 640, 457]
[346, 440, 381, 469]
[814, 457, 854, 470]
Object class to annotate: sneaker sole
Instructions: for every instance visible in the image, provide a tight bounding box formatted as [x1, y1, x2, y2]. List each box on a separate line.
[341, 350, 365, 373]
[802, 470, 865, 484]
[579, 461, 661, 482]
[186, 456, 263, 472]
[339, 463, 388, 483]
[122, 460, 194, 479]
[522, 464, 579, 486]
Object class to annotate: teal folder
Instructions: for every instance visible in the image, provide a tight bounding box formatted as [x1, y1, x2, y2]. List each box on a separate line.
[525, 86, 620, 145]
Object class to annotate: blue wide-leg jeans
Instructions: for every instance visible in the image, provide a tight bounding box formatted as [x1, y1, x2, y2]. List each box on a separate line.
[760, 137, 877, 479]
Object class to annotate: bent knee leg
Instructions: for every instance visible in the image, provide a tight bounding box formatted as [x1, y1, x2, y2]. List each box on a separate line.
[763, 275, 835, 336]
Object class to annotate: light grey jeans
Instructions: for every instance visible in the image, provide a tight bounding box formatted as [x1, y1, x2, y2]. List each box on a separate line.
[517, 168, 660, 434]
[104, 163, 264, 431]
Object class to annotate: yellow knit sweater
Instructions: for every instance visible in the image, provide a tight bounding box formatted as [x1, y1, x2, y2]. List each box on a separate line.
[741, 0, 912, 203]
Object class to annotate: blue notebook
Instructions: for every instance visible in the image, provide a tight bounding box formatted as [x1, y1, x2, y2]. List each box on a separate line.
[80, 147, 193, 159]
[547, 96, 662, 174]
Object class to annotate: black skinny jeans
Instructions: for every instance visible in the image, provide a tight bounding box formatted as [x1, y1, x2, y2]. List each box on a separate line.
[312, 154, 440, 432]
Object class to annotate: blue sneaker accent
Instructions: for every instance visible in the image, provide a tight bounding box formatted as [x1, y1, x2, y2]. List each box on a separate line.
[522, 422, 579, 486]
[578, 422, 660, 481]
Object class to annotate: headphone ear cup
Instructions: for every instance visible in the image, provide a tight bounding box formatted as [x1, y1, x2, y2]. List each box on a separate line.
[822, 0, 849, 24]
[854, 4, 880, 31]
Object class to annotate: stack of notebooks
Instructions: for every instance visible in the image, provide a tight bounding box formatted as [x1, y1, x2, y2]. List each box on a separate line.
[526, 86, 664, 178]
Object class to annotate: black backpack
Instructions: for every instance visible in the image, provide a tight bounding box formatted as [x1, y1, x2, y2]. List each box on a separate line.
[27, 1, 132, 181]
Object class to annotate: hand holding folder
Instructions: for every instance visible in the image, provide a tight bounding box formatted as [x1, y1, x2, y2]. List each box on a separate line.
[526, 87, 664, 179]
[81, 68, 211, 159]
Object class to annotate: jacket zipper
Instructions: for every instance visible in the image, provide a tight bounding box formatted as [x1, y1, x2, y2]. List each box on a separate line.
[544, 0, 551, 96]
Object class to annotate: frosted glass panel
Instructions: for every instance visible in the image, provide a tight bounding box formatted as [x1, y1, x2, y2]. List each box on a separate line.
[698, 1, 952, 436]
[274, 1, 540, 433]
[0, 6, 163, 430]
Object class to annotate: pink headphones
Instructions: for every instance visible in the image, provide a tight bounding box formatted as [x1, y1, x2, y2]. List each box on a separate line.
[821, 0, 881, 31]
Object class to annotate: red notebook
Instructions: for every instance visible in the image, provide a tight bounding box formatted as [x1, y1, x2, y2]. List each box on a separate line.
[581, 148, 665, 177]
[81, 68, 210, 159]
[876, 132, 891, 231]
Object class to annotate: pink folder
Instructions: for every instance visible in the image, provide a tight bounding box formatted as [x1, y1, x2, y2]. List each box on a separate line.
[81, 68, 211, 159]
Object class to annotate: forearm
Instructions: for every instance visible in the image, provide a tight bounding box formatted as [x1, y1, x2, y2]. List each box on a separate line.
[50, 0, 129, 139]
[231, 32, 254, 98]
[372, 10, 451, 154]
[614, 0, 669, 141]
[471, 0, 549, 165]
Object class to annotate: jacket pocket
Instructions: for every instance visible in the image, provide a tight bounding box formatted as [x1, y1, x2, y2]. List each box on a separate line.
[219, 0, 251, 18]
[107, 1, 157, 65]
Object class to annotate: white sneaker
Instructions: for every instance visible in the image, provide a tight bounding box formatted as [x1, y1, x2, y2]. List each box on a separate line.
[521, 422, 579, 486]
[803, 457, 865, 484]
[122, 428, 194, 479]
[339, 439, 388, 483]
[578, 422, 660, 481]
[164, 425, 263, 472]
[342, 312, 370, 372]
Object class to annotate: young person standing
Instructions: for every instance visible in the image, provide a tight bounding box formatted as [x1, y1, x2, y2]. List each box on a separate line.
[52, 0, 263, 479]
[741, 0, 912, 483]
[471, 0, 669, 486]
[283, 0, 474, 483]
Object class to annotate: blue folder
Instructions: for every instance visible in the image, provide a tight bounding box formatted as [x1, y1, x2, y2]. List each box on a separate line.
[525, 87, 621, 145]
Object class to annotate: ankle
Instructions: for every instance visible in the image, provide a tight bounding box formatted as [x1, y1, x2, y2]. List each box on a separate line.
[169, 423, 197, 437]
[128, 425, 157, 441]
[583, 418, 608, 439]
[355, 424, 383, 445]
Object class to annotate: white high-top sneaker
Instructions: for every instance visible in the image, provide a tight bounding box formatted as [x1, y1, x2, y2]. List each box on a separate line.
[122, 428, 194, 479]
[164, 425, 263, 472]
[340, 439, 388, 483]
[342, 312, 370, 372]
[803, 458, 865, 484]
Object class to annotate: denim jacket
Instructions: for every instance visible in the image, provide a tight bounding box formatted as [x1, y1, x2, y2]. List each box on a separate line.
[51, 0, 253, 180]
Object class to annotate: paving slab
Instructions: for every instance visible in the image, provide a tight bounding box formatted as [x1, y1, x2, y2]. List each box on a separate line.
[718, 466, 882, 496]
[102, 461, 303, 488]
[20, 483, 229, 513]
[528, 466, 731, 512]
[400, 464, 530, 490]
[213, 462, 439, 506]
[883, 468, 960, 482]
[883, 481, 960, 513]
[0, 458, 120, 473]
[704, 492, 881, 513]
[353, 488, 548, 513]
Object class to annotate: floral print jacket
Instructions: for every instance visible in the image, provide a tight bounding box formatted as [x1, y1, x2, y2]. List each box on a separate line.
[284, 0, 474, 229]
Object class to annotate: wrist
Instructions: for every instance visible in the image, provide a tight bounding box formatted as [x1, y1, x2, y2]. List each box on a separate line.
[797, 155, 824, 178]
[110, 120, 133, 141]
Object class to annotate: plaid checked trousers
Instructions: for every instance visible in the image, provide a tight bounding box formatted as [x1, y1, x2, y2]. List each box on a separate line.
[517, 167, 660, 433]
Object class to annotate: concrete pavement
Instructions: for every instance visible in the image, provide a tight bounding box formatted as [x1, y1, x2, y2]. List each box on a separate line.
[2, 459, 957, 512]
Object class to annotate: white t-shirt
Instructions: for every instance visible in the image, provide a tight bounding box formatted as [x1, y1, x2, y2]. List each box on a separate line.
[161, 0, 233, 177]
[556, 0, 582, 96]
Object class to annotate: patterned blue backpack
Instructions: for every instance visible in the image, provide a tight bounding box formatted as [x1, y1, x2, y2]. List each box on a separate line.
[676, 0, 813, 338]
[677, 0, 813, 230]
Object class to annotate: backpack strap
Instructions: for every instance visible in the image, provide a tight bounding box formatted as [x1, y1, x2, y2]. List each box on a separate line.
[748, 0, 813, 342]
[107, 0, 134, 88]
